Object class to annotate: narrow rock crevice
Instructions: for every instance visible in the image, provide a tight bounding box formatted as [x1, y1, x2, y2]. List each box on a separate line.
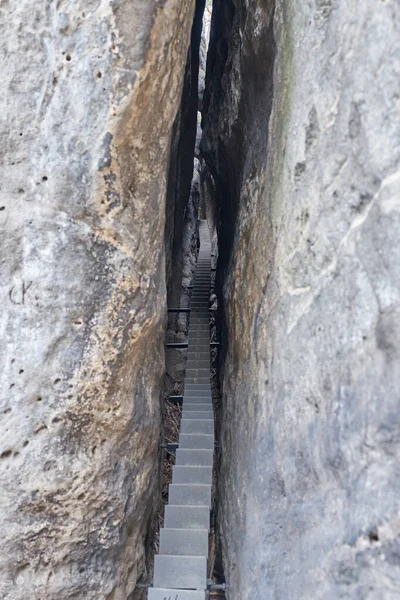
[199, 4, 277, 593]
[2, 0, 400, 598]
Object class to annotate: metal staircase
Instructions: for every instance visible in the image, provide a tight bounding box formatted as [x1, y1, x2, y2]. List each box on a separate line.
[149, 220, 213, 600]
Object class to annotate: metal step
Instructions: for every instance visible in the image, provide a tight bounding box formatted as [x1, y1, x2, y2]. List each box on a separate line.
[187, 348, 210, 358]
[185, 362, 210, 370]
[179, 434, 214, 449]
[186, 370, 210, 377]
[180, 411, 213, 420]
[176, 449, 214, 466]
[148, 588, 205, 600]
[182, 407, 213, 414]
[188, 330, 209, 335]
[188, 344, 210, 356]
[183, 398, 212, 404]
[186, 369, 210, 378]
[183, 396, 212, 402]
[187, 358, 210, 363]
[183, 397, 212, 402]
[183, 400, 212, 405]
[159, 528, 209, 556]
[172, 466, 212, 485]
[184, 384, 211, 390]
[187, 349, 210, 354]
[189, 315, 210, 320]
[181, 419, 214, 435]
[153, 555, 207, 590]
[164, 505, 209, 530]
[187, 344, 210, 348]
[168, 483, 211, 507]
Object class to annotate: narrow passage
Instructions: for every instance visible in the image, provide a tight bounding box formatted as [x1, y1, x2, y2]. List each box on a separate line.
[150, 221, 215, 599]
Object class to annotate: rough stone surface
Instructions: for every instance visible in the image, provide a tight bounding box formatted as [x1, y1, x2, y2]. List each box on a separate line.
[202, 0, 400, 598]
[0, 1, 195, 598]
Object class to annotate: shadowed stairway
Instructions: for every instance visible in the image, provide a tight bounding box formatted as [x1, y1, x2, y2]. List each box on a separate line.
[149, 220, 214, 599]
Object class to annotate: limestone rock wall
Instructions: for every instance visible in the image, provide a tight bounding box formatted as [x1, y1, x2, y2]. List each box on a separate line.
[201, 1, 400, 598]
[0, 1, 194, 598]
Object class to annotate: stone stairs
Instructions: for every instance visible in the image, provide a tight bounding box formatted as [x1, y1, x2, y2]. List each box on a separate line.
[149, 220, 213, 600]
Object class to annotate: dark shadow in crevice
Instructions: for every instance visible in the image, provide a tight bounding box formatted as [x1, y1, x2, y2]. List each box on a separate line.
[200, 0, 277, 591]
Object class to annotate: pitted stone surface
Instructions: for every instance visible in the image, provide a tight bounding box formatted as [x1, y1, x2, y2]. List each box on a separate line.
[201, 1, 400, 598]
[0, 1, 196, 598]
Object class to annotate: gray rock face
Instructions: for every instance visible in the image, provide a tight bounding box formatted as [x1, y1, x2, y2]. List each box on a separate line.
[201, 1, 400, 598]
[0, 1, 195, 598]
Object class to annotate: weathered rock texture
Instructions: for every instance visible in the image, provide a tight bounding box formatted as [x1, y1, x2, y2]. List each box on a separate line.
[0, 1, 195, 598]
[202, 0, 400, 598]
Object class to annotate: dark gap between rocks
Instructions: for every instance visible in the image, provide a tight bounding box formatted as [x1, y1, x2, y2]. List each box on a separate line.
[138, 0, 230, 595]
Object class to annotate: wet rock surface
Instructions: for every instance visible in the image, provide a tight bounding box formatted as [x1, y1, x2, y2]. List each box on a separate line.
[0, 1, 195, 598]
[201, 1, 400, 598]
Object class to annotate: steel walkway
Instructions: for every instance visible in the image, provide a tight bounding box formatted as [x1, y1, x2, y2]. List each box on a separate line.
[149, 220, 213, 600]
